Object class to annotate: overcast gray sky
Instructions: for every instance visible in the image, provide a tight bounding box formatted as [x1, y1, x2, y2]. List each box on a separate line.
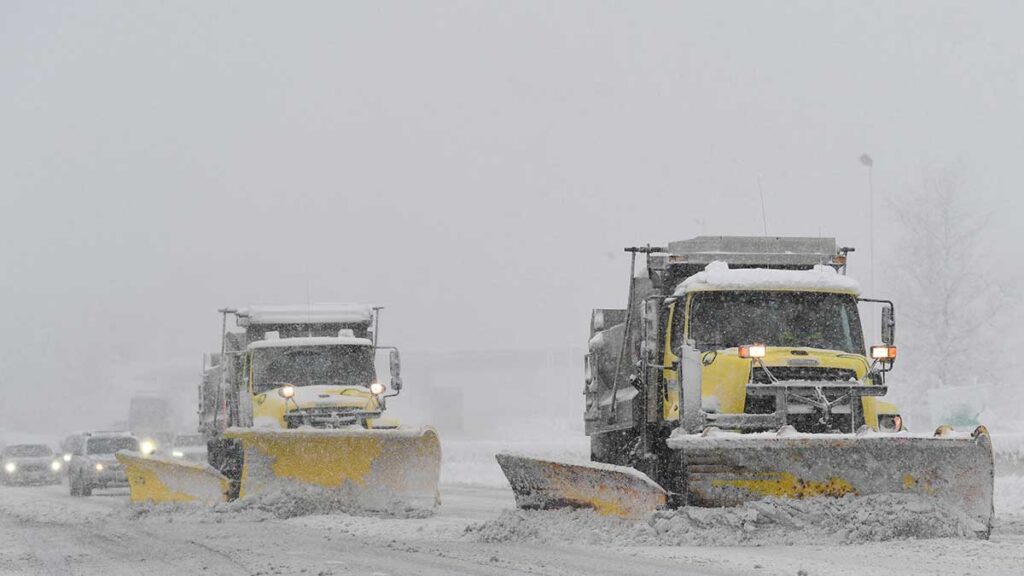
[2, 1, 1021, 434]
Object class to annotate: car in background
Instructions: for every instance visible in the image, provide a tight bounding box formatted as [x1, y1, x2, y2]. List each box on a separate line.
[59, 433, 89, 469]
[66, 432, 139, 496]
[169, 433, 208, 463]
[59, 433, 85, 465]
[1, 444, 63, 486]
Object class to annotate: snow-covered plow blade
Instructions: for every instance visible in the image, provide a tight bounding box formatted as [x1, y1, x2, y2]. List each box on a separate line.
[116, 451, 229, 506]
[225, 427, 441, 514]
[669, 426, 995, 534]
[495, 453, 668, 519]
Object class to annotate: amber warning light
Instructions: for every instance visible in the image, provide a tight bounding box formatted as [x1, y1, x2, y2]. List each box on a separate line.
[871, 346, 897, 360]
[738, 344, 767, 359]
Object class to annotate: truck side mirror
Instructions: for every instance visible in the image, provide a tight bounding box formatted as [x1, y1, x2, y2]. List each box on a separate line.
[881, 305, 895, 345]
[389, 349, 402, 391]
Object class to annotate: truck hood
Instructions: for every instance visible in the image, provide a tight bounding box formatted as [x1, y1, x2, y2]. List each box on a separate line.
[700, 346, 872, 415]
[745, 347, 869, 374]
[253, 385, 380, 429]
[281, 384, 374, 410]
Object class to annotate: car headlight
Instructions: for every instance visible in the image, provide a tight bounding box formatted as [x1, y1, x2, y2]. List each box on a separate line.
[139, 440, 157, 455]
[3, 462, 15, 474]
[279, 384, 296, 399]
[172, 450, 184, 458]
[369, 381, 386, 396]
[62, 453, 72, 463]
[95, 463, 104, 472]
[50, 461, 62, 472]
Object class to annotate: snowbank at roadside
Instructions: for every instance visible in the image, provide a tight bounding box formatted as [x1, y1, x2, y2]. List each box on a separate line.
[467, 492, 989, 546]
[995, 474, 1024, 517]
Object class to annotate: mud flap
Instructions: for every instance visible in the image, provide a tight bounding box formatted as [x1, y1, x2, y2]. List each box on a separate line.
[495, 453, 668, 519]
[225, 427, 441, 514]
[669, 426, 995, 534]
[116, 451, 229, 505]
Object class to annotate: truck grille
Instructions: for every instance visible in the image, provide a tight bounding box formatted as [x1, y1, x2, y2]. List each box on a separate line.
[751, 367, 857, 384]
[284, 407, 381, 428]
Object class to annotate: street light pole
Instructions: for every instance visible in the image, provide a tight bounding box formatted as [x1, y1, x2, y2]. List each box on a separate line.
[859, 154, 876, 342]
[859, 153, 875, 296]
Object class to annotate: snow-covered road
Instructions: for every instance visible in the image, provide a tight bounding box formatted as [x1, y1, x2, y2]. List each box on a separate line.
[2, 475, 1023, 576]
[0, 484, 732, 576]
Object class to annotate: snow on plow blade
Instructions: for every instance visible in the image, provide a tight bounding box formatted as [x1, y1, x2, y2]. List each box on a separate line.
[669, 426, 995, 534]
[225, 427, 441, 514]
[495, 453, 668, 519]
[116, 451, 229, 506]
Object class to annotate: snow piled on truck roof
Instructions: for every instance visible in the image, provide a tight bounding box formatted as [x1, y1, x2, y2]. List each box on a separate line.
[674, 261, 860, 295]
[247, 336, 373, 350]
[240, 304, 373, 325]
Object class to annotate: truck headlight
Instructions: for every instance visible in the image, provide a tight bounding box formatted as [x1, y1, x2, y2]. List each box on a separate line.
[172, 450, 184, 458]
[139, 440, 157, 455]
[3, 462, 15, 474]
[50, 461, 62, 472]
[279, 384, 296, 399]
[878, 414, 904, 432]
[62, 453, 72, 463]
[369, 382, 386, 396]
[95, 463, 104, 472]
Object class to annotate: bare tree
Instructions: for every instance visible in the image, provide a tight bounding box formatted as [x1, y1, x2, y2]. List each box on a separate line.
[889, 171, 1012, 395]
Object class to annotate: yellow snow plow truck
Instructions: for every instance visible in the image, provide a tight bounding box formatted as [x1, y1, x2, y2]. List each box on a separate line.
[498, 236, 994, 534]
[118, 304, 441, 513]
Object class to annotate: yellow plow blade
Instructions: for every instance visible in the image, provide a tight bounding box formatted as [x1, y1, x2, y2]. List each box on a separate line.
[225, 426, 441, 514]
[116, 451, 229, 506]
[495, 453, 668, 519]
[669, 426, 995, 535]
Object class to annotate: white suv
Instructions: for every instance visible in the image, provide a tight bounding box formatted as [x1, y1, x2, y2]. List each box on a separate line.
[67, 432, 139, 496]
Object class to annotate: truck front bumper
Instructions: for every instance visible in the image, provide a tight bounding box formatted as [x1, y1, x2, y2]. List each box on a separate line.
[3, 469, 62, 485]
[90, 467, 129, 487]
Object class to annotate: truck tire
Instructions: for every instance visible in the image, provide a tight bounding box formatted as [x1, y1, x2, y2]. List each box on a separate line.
[69, 474, 81, 496]
[80, 477, 92, 497]
[207, 438, 243, 500]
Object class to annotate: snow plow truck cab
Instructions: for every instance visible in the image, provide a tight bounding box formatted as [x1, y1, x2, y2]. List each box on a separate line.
[118, 304, 441, 513]
[498, 236, 994, 535]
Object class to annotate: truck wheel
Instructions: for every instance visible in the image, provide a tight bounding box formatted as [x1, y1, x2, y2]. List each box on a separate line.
[208, 439, 243, 500]
[69, 474, 81, 496]
[80, 478, 92, 497]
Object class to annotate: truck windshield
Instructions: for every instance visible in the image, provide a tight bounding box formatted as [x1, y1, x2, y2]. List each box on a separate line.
[87, 438, 139, 455]
[687, 290, 864, 354]
[251, 345, 376, 393]
[3, 445, 52, 457]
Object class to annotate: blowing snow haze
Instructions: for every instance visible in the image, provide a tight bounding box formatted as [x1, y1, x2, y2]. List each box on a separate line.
[1, 1, 1022, 436]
